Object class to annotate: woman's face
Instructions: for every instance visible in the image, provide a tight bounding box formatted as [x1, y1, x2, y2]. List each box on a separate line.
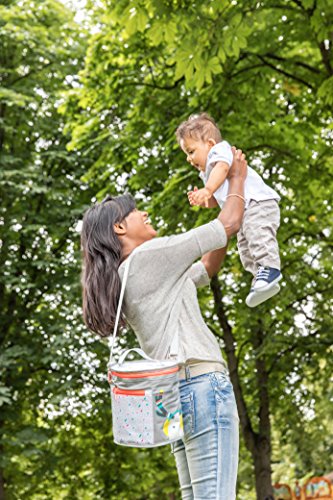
[123, 208, 157, 243]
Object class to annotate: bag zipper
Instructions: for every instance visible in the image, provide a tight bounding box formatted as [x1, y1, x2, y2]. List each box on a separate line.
[110, 366, 179, 380]
[112, 387, 145, 396]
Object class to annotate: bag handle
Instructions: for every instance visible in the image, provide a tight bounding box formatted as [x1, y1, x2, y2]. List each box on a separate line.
[108, 247, 179, 366]
[117, 348, 155, 366]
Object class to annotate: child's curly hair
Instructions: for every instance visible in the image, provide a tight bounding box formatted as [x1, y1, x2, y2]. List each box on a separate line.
[176, 113, 222, 144]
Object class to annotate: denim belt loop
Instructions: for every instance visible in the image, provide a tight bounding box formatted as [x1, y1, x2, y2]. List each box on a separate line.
[185, 365, 191, 382]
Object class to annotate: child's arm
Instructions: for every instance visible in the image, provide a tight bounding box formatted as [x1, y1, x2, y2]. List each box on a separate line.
[190, 161, 229, 207]
[205, 161, 229, 193]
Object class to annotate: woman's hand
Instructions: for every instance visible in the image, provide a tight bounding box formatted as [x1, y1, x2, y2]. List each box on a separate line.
[228, 146, 248, 182]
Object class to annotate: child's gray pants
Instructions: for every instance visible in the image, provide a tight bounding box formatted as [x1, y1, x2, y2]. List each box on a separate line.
[237, 199, 281, 277]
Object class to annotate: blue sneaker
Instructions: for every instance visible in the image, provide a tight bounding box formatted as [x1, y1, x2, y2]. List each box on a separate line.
[245, 267, 282, 308]
[252, 266, 282, 292]
[246, 283, 280, 308]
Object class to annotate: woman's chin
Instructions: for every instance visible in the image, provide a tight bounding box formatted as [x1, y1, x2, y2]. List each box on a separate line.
[148, 227, 157, 238]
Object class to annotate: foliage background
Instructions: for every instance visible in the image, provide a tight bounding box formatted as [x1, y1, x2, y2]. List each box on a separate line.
[0, 0, 332, 498]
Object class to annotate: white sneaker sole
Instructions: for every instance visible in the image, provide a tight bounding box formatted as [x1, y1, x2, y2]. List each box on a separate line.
[246, 283, 281, 308]
[252, 273, 282, 292]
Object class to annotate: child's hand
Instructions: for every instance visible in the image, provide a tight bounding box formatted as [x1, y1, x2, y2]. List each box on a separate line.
[190, 187, 212, 207]
[188, 187, 201, 206]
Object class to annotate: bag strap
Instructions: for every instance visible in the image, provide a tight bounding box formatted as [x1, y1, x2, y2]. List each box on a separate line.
[108, 248, 179, 366]
[108, 252, 134, 366]
[117, 348, 154, 366]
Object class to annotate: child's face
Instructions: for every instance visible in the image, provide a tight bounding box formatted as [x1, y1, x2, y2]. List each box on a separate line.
[180, 136, 215, 172]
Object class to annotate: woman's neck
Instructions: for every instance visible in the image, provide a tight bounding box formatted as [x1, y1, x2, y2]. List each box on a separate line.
[120, 238, 142, 262]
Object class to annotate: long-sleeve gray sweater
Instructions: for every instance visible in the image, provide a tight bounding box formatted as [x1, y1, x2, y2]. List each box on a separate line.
[118, 219, 228, 368]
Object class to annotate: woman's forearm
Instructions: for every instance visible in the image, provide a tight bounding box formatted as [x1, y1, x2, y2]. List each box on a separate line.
[202, 152, 246, 277]
[217, 150, 247, 238]
[201, 246, 228, 278]
[218, 180, 245, 238]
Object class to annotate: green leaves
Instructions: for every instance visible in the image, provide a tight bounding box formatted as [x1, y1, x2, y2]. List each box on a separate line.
[1, 0, 332, 497]
[0, 387, 12, 407]
[0, 87, 32, 107]
[318, 76, 333, 106]
[0, 0, 93, 497]
[62, 0, 333, 495]
[124, 6, 149, 35]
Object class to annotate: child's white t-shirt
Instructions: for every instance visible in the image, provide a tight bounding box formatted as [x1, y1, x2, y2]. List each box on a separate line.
[199, 141, 280, 208]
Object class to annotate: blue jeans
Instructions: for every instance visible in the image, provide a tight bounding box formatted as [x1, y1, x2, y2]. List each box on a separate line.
[171, 372, 239, 499]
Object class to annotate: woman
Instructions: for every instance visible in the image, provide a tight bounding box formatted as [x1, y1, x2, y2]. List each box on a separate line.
[81, 149, 247, 499]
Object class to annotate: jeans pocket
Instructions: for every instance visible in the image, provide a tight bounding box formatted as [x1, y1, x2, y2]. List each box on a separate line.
[214, 373, 233, 402]
[180, 392, 195, 439]
[213, 374, 239, 423]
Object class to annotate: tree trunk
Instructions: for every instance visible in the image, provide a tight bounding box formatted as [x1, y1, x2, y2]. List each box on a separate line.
[253, 441, 274, 500]
[253, 321, 274, 500]
[0, 441, 5, 500]
[210, 276, 274, 500]
[0, 471, 5, 500]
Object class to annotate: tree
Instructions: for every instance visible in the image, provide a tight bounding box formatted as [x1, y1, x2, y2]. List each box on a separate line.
[64, 0, 333, 498]
[1, 3, 182, 498]
[0, 1, 90, 496]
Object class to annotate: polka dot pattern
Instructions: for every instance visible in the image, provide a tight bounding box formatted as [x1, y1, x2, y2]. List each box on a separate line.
[112, 390, 154, 445]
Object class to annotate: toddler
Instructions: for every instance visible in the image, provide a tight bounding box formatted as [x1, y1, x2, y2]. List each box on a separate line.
[176, 113, 282, 307]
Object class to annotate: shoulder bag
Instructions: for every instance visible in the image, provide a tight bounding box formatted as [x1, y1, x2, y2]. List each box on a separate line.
[107, 252, 184, 448]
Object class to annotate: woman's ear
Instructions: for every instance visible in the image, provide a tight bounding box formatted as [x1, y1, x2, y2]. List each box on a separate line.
[114, 222, 126, 235]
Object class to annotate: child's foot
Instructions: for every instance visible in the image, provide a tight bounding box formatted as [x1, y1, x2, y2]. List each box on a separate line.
[252, 266, 282, 292]
[246, 283, 280, 308]
[245, 267, 282, 308]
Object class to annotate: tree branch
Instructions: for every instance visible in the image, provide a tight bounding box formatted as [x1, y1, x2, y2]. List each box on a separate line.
[121, 77, 184, 91]
[263, 52, 320, 74]
[246, 144, 295, 158]
[319, 41, 333, 76]
[7, 61, 55, 87]
[256, 55, 314, 89]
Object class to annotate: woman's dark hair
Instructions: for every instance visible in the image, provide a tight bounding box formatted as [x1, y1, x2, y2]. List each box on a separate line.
[81, 194, 136, 337]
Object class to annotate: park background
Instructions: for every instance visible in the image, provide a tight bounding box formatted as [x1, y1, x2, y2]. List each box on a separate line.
[0, 0, 332, 498]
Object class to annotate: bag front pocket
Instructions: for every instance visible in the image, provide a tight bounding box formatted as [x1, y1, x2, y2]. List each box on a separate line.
[111, 387, 154, 445]
[154, 388, 183, 442]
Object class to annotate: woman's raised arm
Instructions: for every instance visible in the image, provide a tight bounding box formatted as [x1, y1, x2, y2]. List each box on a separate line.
[217, 148, 247, 238]
[201, 148, 247, 278]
